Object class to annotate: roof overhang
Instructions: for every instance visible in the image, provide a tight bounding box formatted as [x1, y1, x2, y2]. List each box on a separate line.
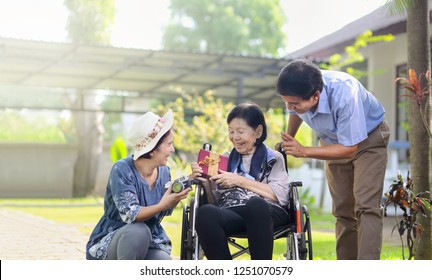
[0, 37, 292, 113]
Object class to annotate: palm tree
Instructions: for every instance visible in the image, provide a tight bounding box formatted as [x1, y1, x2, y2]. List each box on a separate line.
[387, 0, 431, 259]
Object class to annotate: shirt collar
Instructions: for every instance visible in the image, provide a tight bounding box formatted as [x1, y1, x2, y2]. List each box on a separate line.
[315, 87, 331, 116]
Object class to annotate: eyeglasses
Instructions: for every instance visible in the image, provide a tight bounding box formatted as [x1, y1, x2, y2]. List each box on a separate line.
[281, 90, 319, 110]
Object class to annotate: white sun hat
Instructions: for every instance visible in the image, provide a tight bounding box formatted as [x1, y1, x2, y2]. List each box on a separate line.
[127, 110, 174, 160]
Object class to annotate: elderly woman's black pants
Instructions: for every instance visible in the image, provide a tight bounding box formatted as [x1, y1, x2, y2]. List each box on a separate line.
[195, 196, 289, 260]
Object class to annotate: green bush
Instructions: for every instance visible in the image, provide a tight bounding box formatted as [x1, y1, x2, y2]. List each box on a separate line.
[0, 110, 70, 143]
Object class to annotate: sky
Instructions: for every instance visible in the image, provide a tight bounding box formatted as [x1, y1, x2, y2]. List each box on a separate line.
[0, 0, 387, 55]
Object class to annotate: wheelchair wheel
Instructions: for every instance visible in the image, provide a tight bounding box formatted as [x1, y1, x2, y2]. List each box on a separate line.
[302, 205, 313, 260]
[180, 202, 194, 260]
[180, 199, 204, 260]
[286, 205, 313, 260]
[286, 232, 296, 260]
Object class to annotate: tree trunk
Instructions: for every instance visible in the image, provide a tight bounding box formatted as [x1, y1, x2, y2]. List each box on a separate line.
[406, 0, 431, 259]
[71, 92, 104, 197]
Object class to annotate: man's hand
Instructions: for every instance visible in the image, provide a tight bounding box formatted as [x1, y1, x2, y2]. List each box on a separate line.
[281, 132, 307, 158]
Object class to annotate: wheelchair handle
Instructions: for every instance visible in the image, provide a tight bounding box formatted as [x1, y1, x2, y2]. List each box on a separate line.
[277, 142, 289, 172]
[203, 143, 212, 151]
[289, 181, 302, 188]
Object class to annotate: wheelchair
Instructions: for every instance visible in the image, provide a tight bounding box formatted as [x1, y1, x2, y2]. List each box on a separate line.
[179, 147, 313, 260]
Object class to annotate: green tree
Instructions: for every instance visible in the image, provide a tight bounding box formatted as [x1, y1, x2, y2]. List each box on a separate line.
[386, 0, 431, 260]
[321, 30, 394, 79]
[64, 0, 116, 197]
[64, 0, 115, 44]
[162, 0, 287, 57]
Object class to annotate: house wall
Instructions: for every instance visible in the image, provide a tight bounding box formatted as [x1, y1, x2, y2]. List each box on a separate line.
[363, 32, 408, 141]
[0, 143, 76, 197]
[361, 32, 416, 174]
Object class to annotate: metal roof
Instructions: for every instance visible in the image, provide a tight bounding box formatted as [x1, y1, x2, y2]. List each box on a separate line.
[0, 37, 292, 113]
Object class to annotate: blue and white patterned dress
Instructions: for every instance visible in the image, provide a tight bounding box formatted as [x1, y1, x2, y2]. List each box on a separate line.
[86, 156, 173, 260]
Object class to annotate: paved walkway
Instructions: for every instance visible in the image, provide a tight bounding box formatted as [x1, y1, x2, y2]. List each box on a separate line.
[0, 208, 87, 260]
[0, 208, 401, 260]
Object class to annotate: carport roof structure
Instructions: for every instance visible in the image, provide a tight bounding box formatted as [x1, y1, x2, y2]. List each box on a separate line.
[0, 37, 292, 113]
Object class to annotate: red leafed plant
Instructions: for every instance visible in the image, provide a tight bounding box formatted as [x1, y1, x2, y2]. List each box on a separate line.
[395, 68, 431, 138]
[383, 171, 432, 260]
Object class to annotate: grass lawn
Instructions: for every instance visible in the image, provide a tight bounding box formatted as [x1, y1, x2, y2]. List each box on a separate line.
[0, 198, 404, 260]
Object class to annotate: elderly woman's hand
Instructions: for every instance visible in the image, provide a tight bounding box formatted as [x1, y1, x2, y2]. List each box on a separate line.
[189, 162, 210, 188]
[189, 162, 203, 179]
[210, 170, 244, 189]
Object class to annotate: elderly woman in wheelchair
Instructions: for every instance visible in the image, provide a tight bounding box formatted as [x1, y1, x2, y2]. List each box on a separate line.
[190, 102, 290, 260]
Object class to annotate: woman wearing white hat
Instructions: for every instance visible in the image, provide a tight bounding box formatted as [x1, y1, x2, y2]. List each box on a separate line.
[86, 110, 191, 260]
